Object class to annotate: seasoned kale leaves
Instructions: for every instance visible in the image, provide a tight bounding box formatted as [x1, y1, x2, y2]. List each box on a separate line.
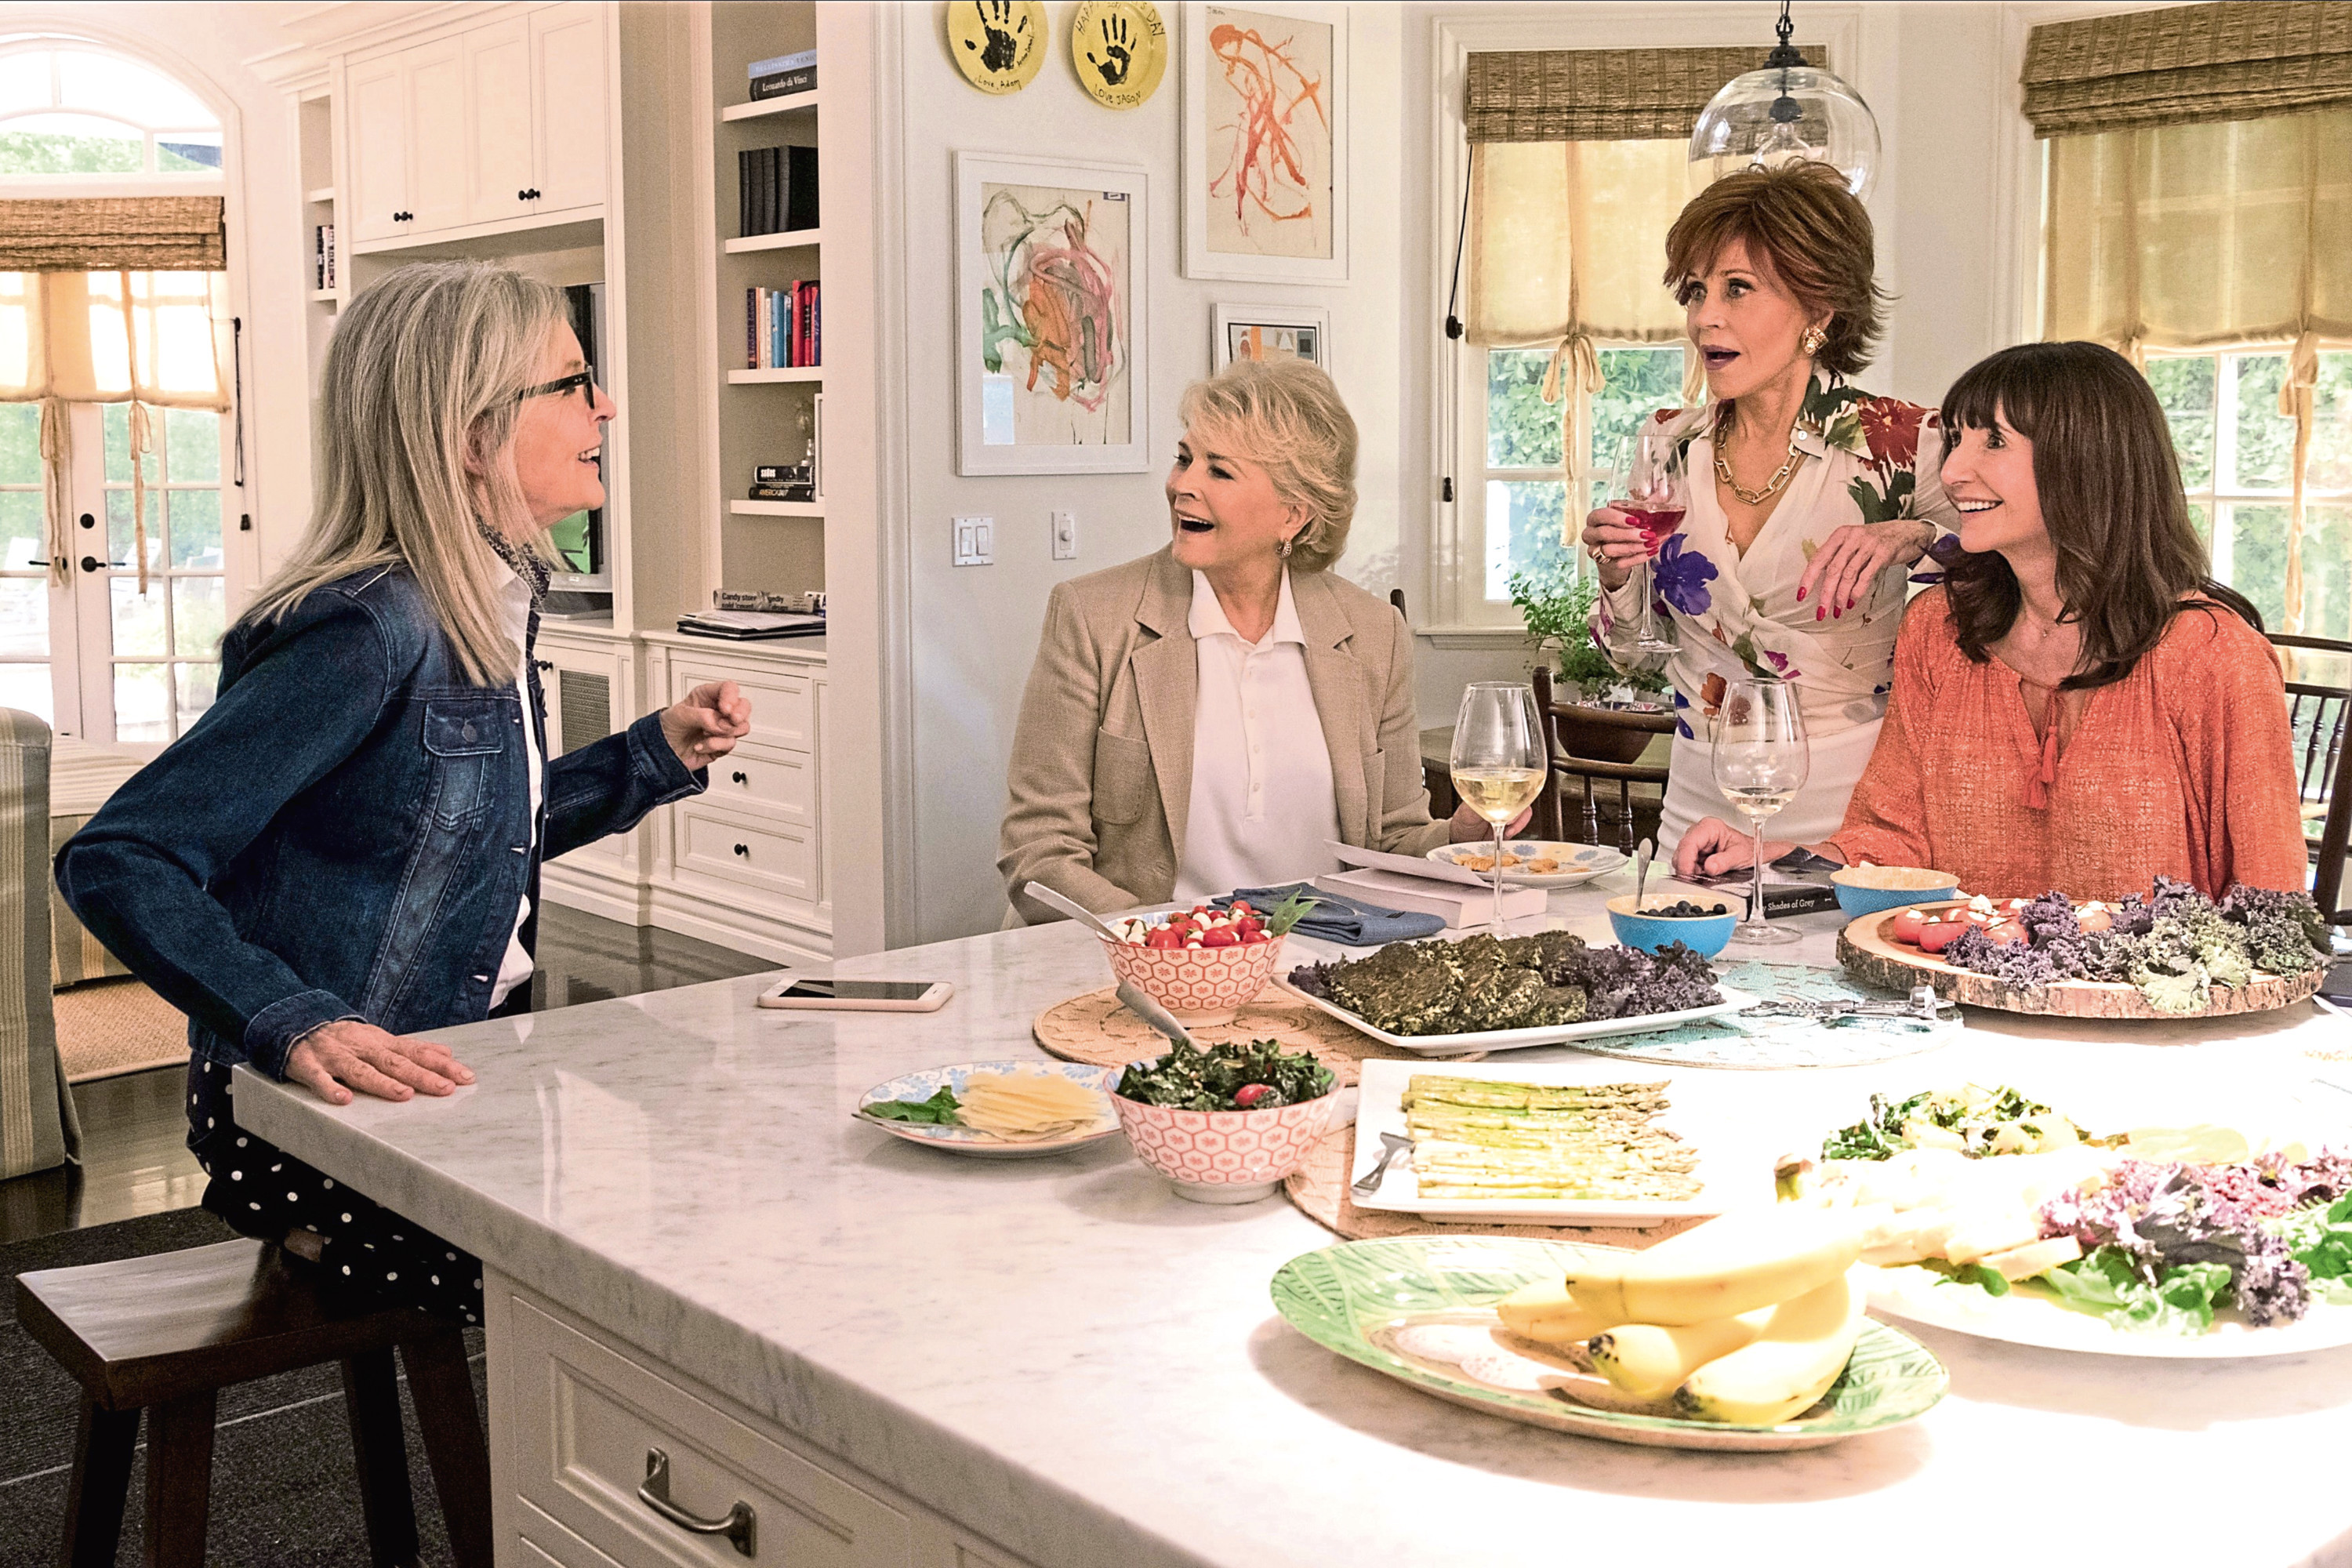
[1287, 931, 1720, 1036]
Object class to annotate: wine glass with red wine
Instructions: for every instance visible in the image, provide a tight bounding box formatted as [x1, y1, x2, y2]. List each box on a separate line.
[1609, 426, 1687, 655]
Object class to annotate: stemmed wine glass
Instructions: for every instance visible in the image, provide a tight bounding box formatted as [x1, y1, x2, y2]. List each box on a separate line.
[1607, 426, 1688, 655]
[1710, 677, 1810, 947]
[1450, 682, 1548, 932]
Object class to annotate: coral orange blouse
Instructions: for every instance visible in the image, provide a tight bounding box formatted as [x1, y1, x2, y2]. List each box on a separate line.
[1825, 589, 2307, 901]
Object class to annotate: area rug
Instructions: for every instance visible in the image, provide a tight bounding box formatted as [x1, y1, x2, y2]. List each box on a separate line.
[0, 1209, 485, 1566]
[54, 978, 189, 1084]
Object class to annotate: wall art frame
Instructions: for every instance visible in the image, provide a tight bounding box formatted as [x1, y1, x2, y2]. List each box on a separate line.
[1180, 0, 1348, 284]
[954, 150, 1152, 475]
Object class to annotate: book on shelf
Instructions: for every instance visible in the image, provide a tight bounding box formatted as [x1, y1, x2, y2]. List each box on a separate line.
[747, 49, 815, 78]
[715, 588, 825, 614]
[735, 145, 818, 237]
[742, 283, 822, 370]
[677, 609, 826, 641]
[750, 66, 816, 99]
[313, 223, 336, 290]
[746, 484, 815, 503]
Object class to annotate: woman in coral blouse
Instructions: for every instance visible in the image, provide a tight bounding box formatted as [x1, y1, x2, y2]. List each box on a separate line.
[1675, 340, 2307, 901]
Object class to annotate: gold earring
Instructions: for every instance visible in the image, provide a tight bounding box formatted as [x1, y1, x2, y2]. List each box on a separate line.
[1801, 326, 1827, 357]
[1278, 534, 1295, 559]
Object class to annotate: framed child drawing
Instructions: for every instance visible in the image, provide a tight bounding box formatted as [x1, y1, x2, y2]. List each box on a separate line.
[955, 151, 1152, 475]
[1180, 1, 1348, 284]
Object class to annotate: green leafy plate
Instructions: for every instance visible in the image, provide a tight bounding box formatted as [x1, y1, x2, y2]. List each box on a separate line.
[1270, 1236, 1947, 1451]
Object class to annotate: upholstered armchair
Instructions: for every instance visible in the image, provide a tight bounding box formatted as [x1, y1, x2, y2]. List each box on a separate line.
[0, 708, 78, 1179]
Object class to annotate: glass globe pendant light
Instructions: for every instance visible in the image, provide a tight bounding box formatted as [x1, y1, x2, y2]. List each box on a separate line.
[1689, 0, 1881, 200]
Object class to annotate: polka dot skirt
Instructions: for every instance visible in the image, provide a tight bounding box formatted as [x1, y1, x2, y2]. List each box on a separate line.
[186, 1058, 484, 1327]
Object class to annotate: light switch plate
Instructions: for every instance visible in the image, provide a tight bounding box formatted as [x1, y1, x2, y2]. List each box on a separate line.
[953, 515, 994, 566]
[1051, 510, 1077, 560]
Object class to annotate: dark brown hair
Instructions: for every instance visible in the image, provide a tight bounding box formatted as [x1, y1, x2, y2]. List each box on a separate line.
[1662, 161, 1886, 377]
[1937, 340, 2259, 691]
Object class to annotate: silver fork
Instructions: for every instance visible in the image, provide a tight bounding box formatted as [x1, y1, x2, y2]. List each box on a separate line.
[1352, 1132, 1413, 1195]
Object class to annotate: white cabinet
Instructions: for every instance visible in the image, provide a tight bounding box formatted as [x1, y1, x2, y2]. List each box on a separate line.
[466, 17, 536, 225]
[340, 2, 608, 249]
[407, 37, 470, 232]
[487, 1273, 1042, 1568]
[532, 5, 612, 213]
[344, 53, 408, 241]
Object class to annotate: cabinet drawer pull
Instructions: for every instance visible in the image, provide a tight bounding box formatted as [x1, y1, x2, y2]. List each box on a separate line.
[637, 1447, 757, 1558]
[732, 843, 749, 856]
[730, 770, 748, 784]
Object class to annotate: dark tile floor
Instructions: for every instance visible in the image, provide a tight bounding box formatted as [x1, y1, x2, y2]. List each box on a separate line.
[0, 905, 777, 1248]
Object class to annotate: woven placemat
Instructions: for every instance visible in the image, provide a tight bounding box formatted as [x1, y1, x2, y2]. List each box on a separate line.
[1033, 985, 1482, 1087]
[1282, 1123, 1703, 1246]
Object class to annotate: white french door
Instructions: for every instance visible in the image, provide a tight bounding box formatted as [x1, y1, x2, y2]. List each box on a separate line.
[0, 401, 227, 743]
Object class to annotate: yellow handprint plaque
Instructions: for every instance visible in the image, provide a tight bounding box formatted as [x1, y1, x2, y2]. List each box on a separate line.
[948, 0, 1048, 94]
[1070, 1, 1167, 110]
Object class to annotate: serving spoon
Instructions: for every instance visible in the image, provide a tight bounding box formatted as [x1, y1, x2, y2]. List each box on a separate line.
[1633, 837, 1655, 911]
[1023, 880, 1200, 1050]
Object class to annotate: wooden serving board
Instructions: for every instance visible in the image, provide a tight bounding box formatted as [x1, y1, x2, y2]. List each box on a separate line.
[1835, 902, 2325, 1021]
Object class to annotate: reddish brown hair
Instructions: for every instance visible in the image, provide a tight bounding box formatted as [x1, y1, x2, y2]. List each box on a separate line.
[1663, 161, 1886, 377]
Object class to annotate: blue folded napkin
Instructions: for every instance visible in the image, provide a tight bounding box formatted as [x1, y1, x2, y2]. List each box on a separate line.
[1215, 883, 1445, 948]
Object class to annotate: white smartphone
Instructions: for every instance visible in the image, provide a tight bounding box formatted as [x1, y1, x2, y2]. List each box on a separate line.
[757, 975, 954, 1012]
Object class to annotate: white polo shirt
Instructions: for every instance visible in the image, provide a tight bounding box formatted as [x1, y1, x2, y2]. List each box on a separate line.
[1172, 568, 1341, 902]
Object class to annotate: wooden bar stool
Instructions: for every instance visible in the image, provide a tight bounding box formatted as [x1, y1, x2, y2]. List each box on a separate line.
[14, 1237, 494, 1568]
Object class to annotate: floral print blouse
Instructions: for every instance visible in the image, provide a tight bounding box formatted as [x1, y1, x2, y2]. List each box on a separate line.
[1592, 371, 1963, 743]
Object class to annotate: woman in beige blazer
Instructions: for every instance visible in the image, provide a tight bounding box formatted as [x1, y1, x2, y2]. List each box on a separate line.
[1001, 360, 1504, 923]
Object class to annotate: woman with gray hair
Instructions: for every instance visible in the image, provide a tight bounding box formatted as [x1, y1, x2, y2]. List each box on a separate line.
[1001, 357, 1508, 923]
[56, 260, 750, 1323]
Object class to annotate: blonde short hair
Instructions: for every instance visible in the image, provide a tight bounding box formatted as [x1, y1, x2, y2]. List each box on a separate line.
[1177, 358, 1357, 573]
[240, 260, 567, 685]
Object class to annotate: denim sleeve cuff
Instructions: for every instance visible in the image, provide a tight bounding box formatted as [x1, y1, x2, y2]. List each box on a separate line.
[624, 710, 707, 803]
[243, 990, 364, 1080]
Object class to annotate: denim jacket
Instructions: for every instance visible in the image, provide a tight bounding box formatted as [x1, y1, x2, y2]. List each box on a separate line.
[55, 564, 703, 1079]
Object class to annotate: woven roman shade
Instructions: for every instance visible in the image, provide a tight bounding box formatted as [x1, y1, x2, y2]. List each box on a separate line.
[1465, 45, 1824, 143]
[0, 198, 225, 272]
[2023, 2, 2352, 137]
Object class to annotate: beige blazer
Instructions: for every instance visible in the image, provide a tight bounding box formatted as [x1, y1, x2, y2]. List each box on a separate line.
[1000, 547, 1450, 924]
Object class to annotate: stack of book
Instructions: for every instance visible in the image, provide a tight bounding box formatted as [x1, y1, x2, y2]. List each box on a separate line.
[745, 283, 821, 370]
[677, 608, 827, 641]
[750, 49, 815, 100]
[748, 462, 815, 503]
[313, 224, 336, 291]
[737, 144, 818, 237]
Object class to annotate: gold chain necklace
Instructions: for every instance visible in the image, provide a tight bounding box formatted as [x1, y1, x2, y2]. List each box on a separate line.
[1711, 409, 1807, 506]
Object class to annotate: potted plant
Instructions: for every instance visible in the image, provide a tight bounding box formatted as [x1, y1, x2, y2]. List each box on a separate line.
[1509, 559, 1671, 765]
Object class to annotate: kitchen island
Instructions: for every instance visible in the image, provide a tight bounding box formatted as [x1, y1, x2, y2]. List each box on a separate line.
[231, 884, 2352, 1568]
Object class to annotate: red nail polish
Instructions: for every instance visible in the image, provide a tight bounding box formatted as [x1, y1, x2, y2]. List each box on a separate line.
[1817, 608, 1824, 621]
[1795, 586, 1806, 602]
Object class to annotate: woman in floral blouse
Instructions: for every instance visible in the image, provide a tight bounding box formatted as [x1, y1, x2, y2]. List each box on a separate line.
[1581, 162, 1960, 852]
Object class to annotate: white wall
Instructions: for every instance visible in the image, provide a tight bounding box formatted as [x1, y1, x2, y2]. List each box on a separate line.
[882, 3, 1406, 946]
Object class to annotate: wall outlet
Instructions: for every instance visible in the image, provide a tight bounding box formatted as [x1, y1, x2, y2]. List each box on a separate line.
[1051, 510, 1077, 561]
[953, 515, 994, 566]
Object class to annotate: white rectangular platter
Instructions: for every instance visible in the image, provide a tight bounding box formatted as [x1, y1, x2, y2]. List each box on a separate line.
[1348, 1057, 1777, 1225]
[1273, 973, 1753, 1056]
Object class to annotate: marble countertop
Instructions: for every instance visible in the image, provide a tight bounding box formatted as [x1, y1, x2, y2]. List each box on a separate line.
[233, 877, 2352, 1568]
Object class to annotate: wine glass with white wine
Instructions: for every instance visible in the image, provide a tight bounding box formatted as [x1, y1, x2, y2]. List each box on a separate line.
[1450, 682, 1548, 932]
[1709, 677, 1810, 947]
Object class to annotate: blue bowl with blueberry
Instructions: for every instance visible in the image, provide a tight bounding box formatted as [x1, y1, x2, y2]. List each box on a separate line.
[1606, 893, 1736, 959]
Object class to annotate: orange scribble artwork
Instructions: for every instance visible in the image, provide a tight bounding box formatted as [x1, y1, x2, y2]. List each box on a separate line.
[1203, 8, 1332, 261]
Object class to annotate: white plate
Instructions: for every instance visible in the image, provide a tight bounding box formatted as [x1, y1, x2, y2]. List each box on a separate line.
[1274, 972, 1754, 1056]
[1348, 1057, 1777, 1225]
[855, 1061, 1121, 1159]
[1426, 840, 1626, 887]
[1861, 1264, 2352, 1359]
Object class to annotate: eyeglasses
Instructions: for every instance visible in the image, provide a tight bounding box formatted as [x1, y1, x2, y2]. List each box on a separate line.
[518, 370, 598, 405]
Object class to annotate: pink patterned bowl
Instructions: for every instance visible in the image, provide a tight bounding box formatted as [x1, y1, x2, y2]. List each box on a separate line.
[1110, 1087, 1334, 1204]
[1098, 934, 1287, 1026]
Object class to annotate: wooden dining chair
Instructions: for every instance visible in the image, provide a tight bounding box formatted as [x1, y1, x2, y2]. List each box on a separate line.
[2271, 633, 2352, 924]
[1530, 667, 1675, 855]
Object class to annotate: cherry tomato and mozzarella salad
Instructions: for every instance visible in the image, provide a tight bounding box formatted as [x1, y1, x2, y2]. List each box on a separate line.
[1108, 891, 1317, 951]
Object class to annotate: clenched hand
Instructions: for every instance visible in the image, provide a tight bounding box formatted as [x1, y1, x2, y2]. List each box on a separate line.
[661, 681, 753, 771]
